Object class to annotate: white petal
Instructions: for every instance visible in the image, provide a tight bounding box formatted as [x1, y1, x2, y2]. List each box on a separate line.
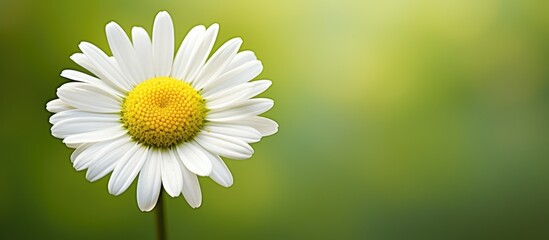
[246, 80, 272, 98]
[194, 131, 254, 160]
[180, 163, 202, 208]
[70, 143, 91, 164]
[152, 11, 174, 77]
[70, 53, 109, 83]
[71, 140, 112, 171]
[205, 80, 271, 109]
[198, 145, 233, 187]
[175, 141, 212, 176]
[193, 38, 242, 90]
[210, 159, 233, 187]
[225, 116, 278, 137]
[50, 109, 118, 125]
[70, 54, 128, 95]
[63, 126, 127, 144]
[65, 142, 82, 149]
[86, 137, 133, 182]
[132, 27, 155, 81]
[137, 151, 162, 212]
[57, 82, 121, 113]
[204, 123, 262, 143]
[60, 69, 124, 98]
[46, 99, 73, 113]
[205, 83, 253, 109]
[50, 111, 119, 125]
[108, 144, 148, 196]
[172, 25, 206, 81]
[202, 60, 263, 96]
[160, 150, 183, 197]
[71, 52, 98, 72]
[206, 98, 274, 122]
[79, 42, 132, 91]
[51, 117, 120, 139]
[226, 50, 257, 71]
[106, 22, 143, 85]
[186, 24, 219, 83]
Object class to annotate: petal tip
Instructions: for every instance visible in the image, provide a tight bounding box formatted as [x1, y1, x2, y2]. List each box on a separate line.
[156, 11, 172, 21]
[78, 41, 88, 47]
[209, 23, 220, 31]
[220, 179, 233, 188]
[189, 202, 202, 208]
[106, 21, 117, 28]
[138, 201, 158, 212]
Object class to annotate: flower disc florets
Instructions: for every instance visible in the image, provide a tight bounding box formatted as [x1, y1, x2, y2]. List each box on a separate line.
[121, 77, 206, 148]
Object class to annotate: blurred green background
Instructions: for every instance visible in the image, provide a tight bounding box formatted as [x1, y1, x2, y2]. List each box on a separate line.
[1, 0, 549, 239]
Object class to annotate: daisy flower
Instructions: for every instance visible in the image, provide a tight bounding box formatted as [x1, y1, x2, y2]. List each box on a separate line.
[46, 11, 277, 211]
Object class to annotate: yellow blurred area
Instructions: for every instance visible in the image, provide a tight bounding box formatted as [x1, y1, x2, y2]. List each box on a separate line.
[1, 0, 548, 239]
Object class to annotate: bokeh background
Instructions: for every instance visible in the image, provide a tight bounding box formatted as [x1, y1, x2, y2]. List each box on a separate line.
[1, 0, 549, 239]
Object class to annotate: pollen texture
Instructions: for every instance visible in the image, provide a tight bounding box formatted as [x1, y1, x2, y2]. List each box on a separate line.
[121, 77, 206, 148]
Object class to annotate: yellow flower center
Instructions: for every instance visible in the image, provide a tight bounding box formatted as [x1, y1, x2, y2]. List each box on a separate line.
[121, 77, 206, 148]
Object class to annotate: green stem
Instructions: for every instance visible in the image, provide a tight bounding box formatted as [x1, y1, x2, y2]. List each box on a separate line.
[155, 190, 166, 240]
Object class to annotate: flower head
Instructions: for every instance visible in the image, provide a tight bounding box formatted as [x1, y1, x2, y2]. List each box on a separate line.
[47, 11, 277, 211]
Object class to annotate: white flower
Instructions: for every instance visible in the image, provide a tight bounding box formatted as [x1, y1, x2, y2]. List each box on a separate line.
[46, 11, 277, 211]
